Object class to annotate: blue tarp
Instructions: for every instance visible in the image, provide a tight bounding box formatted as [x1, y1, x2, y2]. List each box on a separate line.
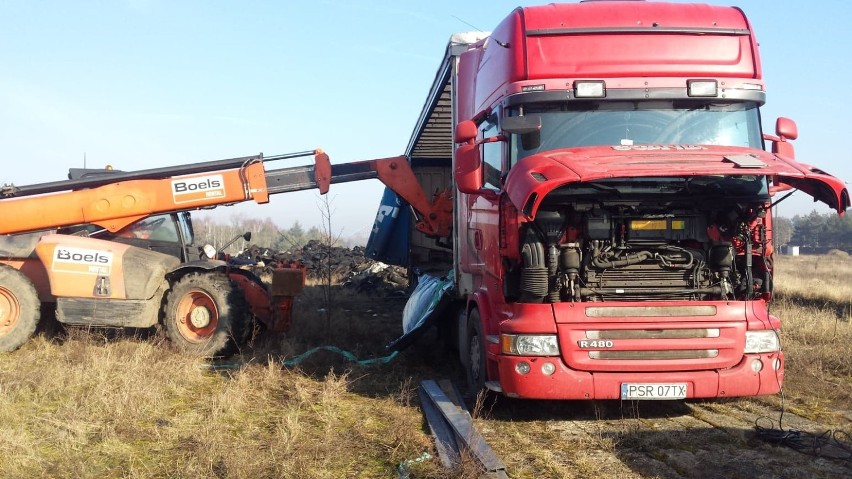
[365, 187, 411, 266]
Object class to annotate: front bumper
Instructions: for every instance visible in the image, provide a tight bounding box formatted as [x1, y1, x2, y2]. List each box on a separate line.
[494, 352, 784, 400]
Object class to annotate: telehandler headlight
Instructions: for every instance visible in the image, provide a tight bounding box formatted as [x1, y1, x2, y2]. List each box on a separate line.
[744, 330, 780, 354]
[501, 334, 559, 356]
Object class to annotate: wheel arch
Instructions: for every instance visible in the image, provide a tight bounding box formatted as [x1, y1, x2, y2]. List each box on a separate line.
[166, 259, 228, 279]
[460, 290, 496, 340]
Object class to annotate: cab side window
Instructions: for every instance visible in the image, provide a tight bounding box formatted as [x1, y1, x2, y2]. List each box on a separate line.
[481, 116, 502, 190]
[121, 214, 179, 242]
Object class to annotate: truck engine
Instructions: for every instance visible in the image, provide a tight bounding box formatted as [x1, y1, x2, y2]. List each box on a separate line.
[514, 176, 771, 303]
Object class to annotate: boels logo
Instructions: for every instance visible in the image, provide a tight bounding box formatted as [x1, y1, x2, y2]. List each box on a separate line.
[171, 174, 226, 204]
[53, 246, 113, 275]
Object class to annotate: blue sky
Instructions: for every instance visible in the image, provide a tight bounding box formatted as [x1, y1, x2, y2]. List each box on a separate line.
[1, 0, 849, 238]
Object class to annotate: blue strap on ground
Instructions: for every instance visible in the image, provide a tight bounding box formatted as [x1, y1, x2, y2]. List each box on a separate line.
[281, 346, 399, 367]
[397, 452, 433, 478]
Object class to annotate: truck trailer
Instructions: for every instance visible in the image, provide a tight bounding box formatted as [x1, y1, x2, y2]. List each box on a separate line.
[368, 1, 849, 400]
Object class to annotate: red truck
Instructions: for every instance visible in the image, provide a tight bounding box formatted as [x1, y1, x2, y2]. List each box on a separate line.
[369, 1, 849, 400]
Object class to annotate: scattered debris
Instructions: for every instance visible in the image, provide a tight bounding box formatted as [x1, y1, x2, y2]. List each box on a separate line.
[236, 240, 409, 295]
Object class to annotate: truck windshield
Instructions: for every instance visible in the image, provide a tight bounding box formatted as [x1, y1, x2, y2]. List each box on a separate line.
[509, 101, 763, 164]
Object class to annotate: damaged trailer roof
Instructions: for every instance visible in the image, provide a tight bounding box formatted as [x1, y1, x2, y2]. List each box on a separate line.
[406, 32, 488, 162]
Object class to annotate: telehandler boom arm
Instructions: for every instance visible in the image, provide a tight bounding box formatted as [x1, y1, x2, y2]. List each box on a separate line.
[1, 151, 451, 238]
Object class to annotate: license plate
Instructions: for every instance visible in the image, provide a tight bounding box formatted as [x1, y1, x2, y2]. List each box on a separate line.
[621, 383, 687, 400]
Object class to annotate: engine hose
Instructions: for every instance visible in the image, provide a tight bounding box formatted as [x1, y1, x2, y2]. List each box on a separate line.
[520, 230, 548, 301]
[592, 251, 652, 269]
[547, 244, 560, 302]
[521, 267, 549, 300]
[746, 235, 753, 297]
[656, 253, 693, 269]
[656, 246, 695, 269]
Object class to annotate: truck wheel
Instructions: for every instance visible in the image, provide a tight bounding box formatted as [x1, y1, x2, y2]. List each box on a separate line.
[163, 272, 246, 357]
[464, 308, 487, 395]
[0, 265, 41, 353]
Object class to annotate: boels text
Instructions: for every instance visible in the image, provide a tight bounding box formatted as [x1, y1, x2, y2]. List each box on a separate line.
[52, 246, 114, 275]
[173, 178, 222, 193]
[56, 249, 110, 264]
[171, 174, 226, 203]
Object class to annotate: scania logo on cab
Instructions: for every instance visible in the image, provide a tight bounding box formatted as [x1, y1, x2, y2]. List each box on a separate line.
[610, 145, 707, 151]
[171, 174, 226, 204]
[52, 246, 113, 275]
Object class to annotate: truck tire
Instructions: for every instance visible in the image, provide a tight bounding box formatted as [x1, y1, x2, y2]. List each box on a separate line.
[464, 308, 487, 396]
[0, 265, 41, 352]
[163, 272, 247, 357]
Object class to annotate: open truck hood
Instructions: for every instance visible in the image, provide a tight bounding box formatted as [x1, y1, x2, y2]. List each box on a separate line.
[504, 145, 849, 218]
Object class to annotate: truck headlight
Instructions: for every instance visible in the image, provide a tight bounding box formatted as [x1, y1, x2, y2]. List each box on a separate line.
[744, 330, 780, 354]
[501, 334, 559, 356]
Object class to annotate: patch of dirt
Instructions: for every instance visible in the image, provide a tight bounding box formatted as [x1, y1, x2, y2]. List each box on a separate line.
[471, 396, 851, 479]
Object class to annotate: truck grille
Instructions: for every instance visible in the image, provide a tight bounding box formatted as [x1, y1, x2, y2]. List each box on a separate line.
[588, 349, 719, 360]
[558, 321, 745, 372]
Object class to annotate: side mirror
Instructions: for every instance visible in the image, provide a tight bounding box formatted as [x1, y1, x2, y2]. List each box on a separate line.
[502, 115, 542, 135]
[454, 120, 478, 144]
[217, 231, 251, 257]
[771, 117, 797, 158]
[503, 115, 542, 150]
[776, 117, 798, 140]
[454, 143, 483, 194]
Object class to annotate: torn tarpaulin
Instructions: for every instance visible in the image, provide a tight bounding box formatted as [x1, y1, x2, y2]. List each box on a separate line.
[386, 272, 454, 352]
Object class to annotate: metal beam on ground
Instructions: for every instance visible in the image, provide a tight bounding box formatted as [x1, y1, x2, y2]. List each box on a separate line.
[419, 379, 508, 478]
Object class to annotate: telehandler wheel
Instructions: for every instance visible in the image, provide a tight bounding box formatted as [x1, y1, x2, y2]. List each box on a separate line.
[464, 308, 487, 396]
[163, 272, 247, 357]
[0, 265, 41, 353]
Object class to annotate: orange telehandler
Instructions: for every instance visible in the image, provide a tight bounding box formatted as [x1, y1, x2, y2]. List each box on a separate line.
[0, 150, 452, 355]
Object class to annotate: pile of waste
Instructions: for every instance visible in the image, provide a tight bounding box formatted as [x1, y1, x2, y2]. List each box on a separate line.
[235, 240, 408, 295]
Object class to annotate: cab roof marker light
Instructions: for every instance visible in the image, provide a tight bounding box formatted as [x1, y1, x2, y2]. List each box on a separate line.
[687, 80, 718, 97]
[742, 83, 763, 91]
[574, 80, 605, 98]
[522, 84, 546, 92]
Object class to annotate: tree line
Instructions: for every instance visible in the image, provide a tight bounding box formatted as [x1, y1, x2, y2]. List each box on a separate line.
[773, 211, 852, 253]
[192, 214, 356, 254]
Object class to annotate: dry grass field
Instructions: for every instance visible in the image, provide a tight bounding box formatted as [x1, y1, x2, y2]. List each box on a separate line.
[768, 252, 852, 418]
[0, 255, 850, 478]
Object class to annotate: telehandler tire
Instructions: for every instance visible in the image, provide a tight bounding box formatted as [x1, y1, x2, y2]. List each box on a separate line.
[0, 265, 41, 352]
[163, 271, 247, 357]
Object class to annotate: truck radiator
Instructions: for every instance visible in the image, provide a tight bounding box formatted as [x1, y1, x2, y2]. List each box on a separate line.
[584, 263, 705, 301]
